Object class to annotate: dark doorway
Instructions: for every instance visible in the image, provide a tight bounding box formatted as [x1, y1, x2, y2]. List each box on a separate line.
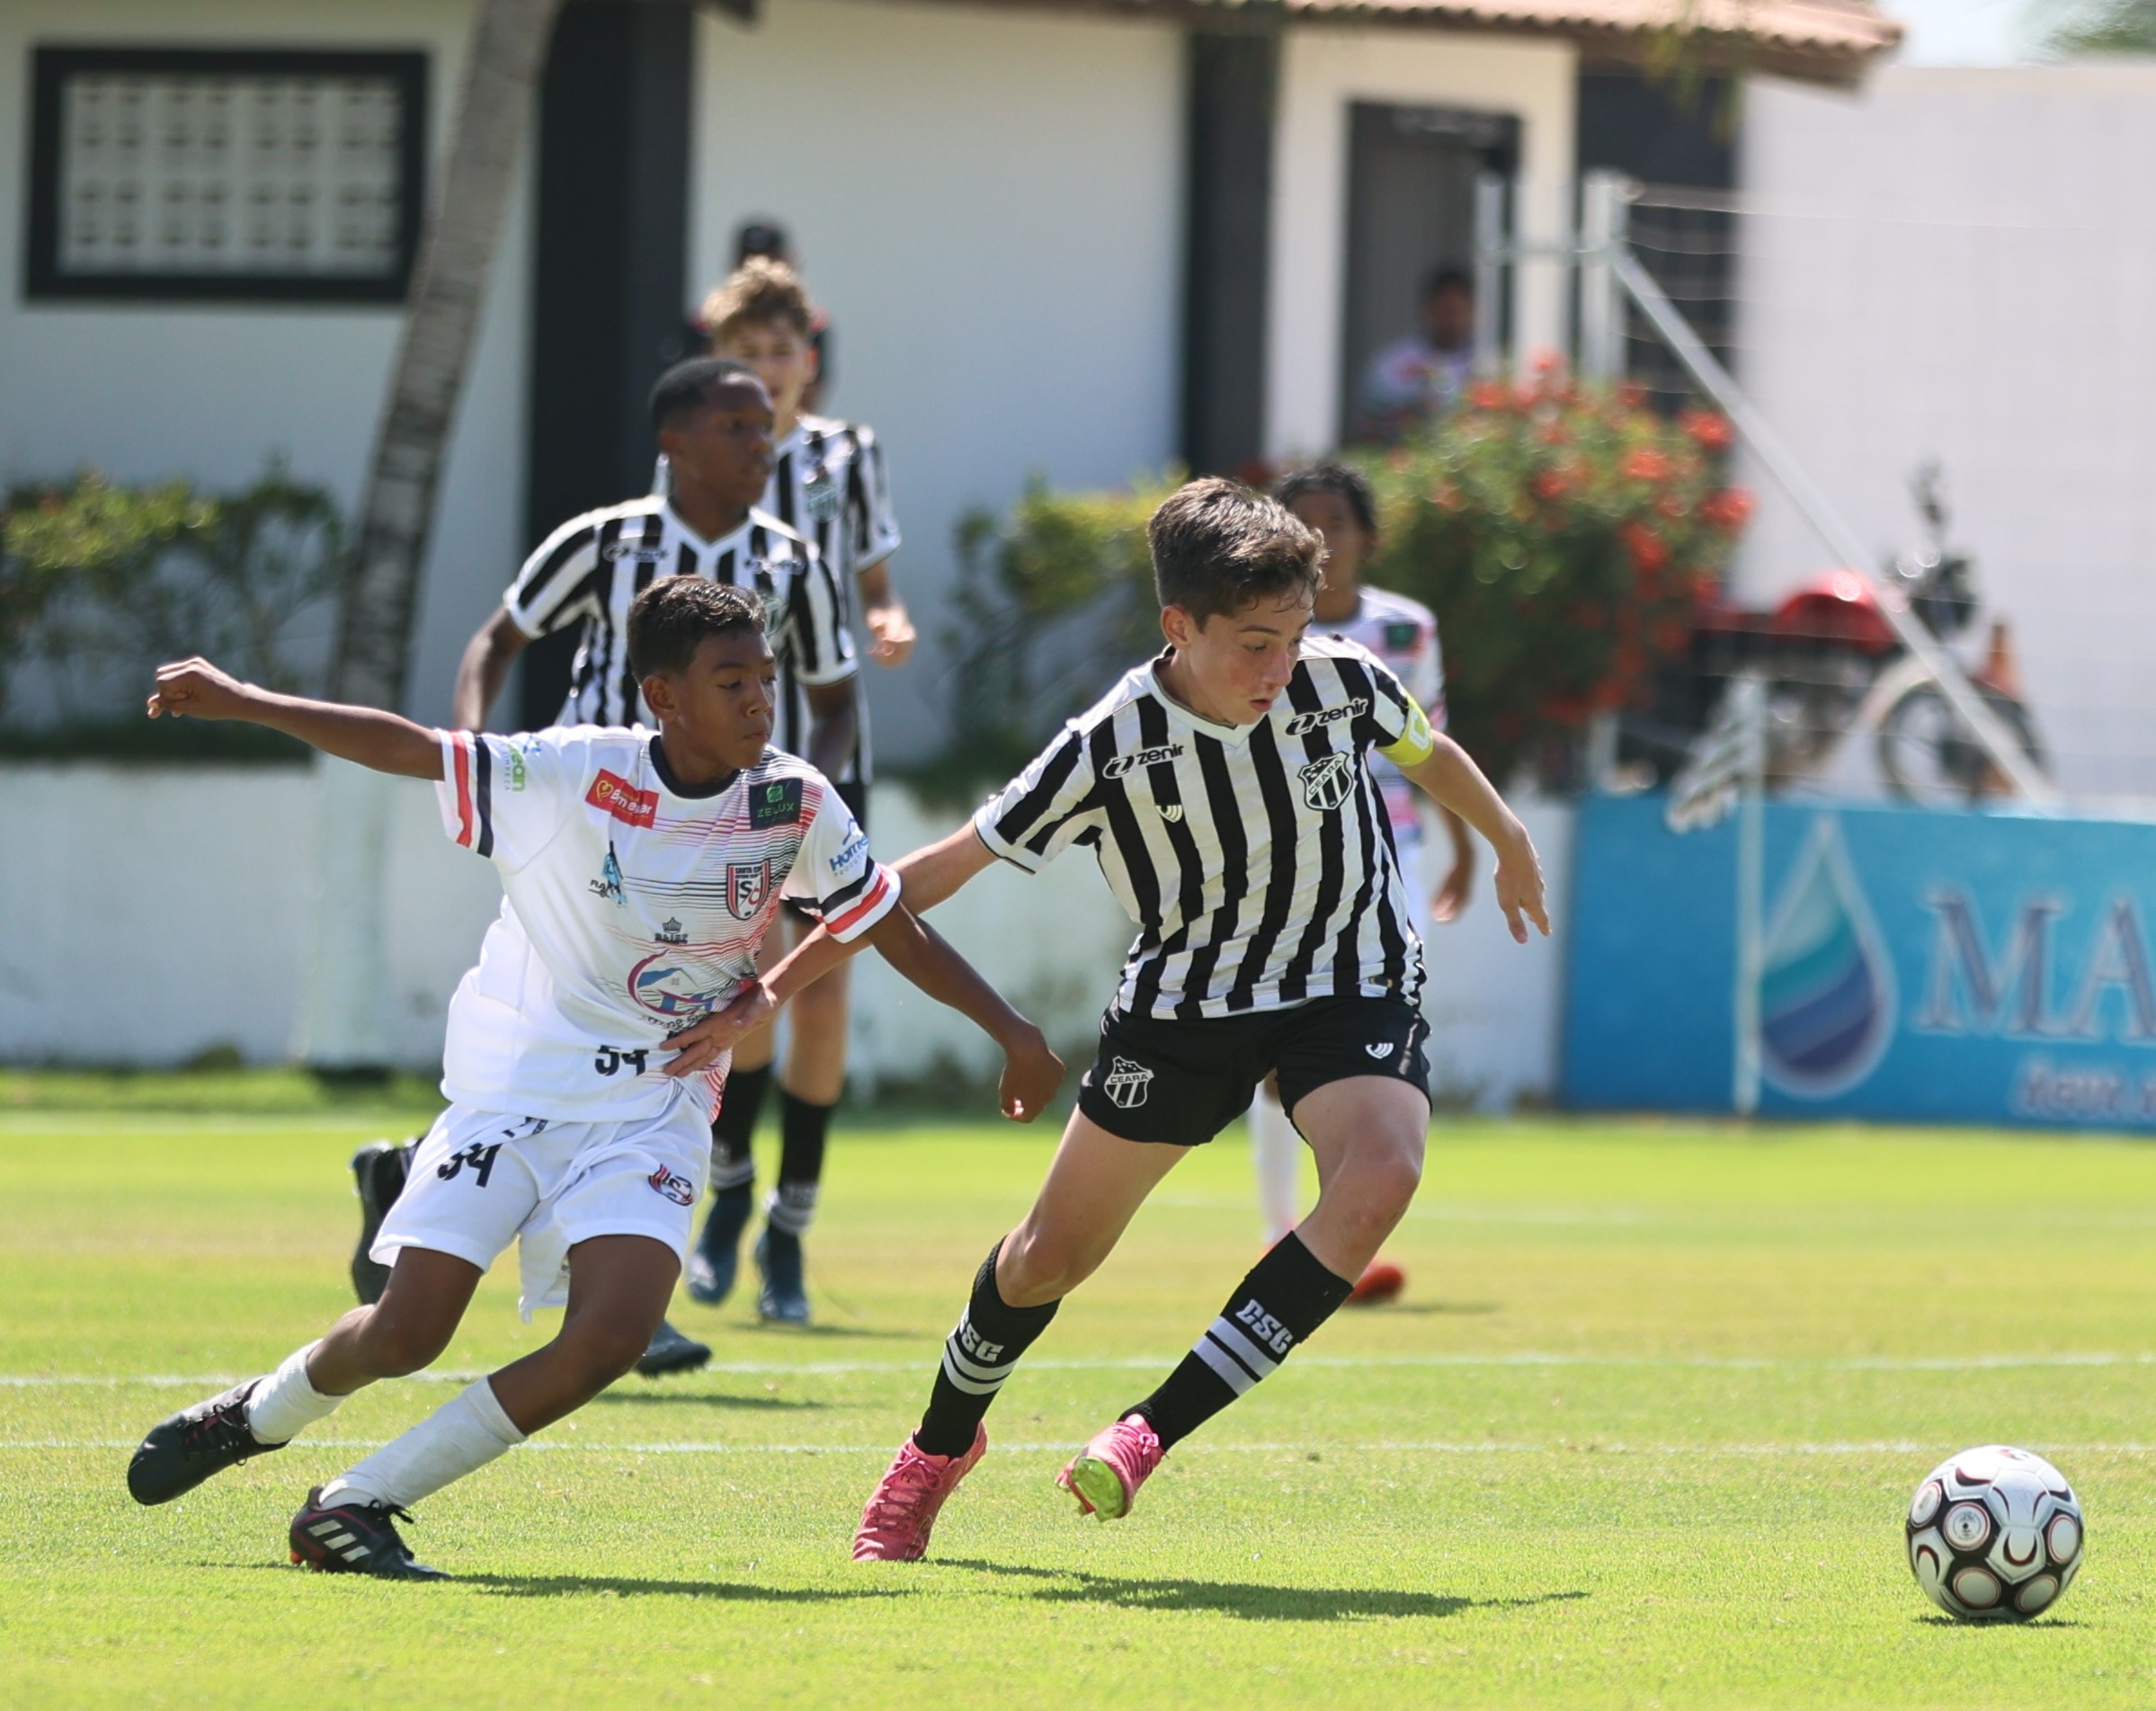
[517, 0, 698, 731]
[1340, 102, 1517, 444]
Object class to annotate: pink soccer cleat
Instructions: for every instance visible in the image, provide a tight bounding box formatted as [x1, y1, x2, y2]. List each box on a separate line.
[851, 1425, 987, 1562]
[1057, 1412, 1164, 1521]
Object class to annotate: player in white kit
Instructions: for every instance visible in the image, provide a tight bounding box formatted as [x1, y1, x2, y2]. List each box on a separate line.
[1253, 465, 1475, 1302]
[123, 578, 1062, 1578]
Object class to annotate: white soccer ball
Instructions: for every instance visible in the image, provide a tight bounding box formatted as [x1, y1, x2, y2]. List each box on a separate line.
[1906, 1445, 2083, 1621]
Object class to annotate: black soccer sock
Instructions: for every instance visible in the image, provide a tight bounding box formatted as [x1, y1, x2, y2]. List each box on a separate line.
[766, 1088, 835, 1235]
[915, 1241, 1061, 1457]
[709, 1063, 771, 1192]
[1128, 1233, 1354, 1451]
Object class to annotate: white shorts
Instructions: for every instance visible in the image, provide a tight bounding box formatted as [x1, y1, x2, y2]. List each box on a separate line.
[372, 1093, 709, 1320]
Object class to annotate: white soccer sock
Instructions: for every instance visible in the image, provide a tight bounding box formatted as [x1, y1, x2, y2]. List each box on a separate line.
[319, 1378, 525, 1510]
[246, 1341, 343, 1445]
[1249, 1084, 1304, 1246]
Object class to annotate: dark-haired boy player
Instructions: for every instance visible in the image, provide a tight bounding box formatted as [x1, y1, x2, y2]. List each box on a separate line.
[664, 477, 1548, 1557]
[351, 356, 856, 1372]
[128, 578, 1062, 1579]
[678, 259, 913, 1324]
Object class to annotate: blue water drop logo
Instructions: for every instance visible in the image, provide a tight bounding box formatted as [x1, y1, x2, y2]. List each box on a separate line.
[1759, 815, 1896, 1095]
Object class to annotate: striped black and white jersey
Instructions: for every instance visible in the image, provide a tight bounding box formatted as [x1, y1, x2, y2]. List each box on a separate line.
[503, 498, 855, 762]
[974, 636, 1439, 1020]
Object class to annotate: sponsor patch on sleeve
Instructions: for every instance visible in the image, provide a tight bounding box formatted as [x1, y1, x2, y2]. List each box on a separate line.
[750, 777, 804, 828]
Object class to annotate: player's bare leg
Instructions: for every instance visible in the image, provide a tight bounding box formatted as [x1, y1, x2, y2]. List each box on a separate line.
[1062, 1076, 1426, 1521]
[854, 1114, 1189, 1559]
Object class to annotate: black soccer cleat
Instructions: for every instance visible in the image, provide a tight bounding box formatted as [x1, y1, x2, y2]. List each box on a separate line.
[350, 1138, 416, 1306]
[755, 1226, 811, 1325]
[684, 1182, 754, 1305]
[290, 1486, 448, 1580]
[128, 1380, 284, 1506]
[634, 1317, 712, 1377]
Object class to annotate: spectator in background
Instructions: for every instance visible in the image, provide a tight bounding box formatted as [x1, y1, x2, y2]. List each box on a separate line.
[1358, 268, 1476, 444]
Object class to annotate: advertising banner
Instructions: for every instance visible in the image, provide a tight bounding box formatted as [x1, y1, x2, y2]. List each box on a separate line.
[1562, 795, 2156, 1128]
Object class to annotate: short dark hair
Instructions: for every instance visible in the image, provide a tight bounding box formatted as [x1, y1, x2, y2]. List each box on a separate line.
[735, 218, 791, 266]
[1425, 265, 1474, 299]
[648, 357, 762, 432]
[1272, 462, 1378, 539]
[628, 576, 765, 680]
[1148, 477, 1323, 625]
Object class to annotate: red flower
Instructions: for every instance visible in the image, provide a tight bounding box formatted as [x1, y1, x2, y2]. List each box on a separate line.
[1618, 381, 1648, 410]
[1699, 487, 1755, 532]
[1533, 466, 1574, 500]
[1679, 408, 1734, 452]
[1469, 380, 1510, 412]
[1621, 450, 1672, 482]
[1618, 519, 1670, 573]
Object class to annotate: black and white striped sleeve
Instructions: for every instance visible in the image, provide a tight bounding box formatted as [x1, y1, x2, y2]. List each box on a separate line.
[972, 723, 1104, 873]
[846, 427, 901, 572]
[782, 539, 859, 687]
[504, 513, 603, 639]
[1342, 649, 1436, 764]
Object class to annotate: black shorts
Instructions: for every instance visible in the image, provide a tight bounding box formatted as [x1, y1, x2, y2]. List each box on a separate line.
[785, 777, 871, 922]
[1076, 994, 1430, 1145]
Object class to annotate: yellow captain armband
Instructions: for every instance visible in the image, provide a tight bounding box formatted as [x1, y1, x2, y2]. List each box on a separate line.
[1376, 693, 1438, 767]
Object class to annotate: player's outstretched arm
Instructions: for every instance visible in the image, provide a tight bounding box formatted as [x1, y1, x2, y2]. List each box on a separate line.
[1400, 734, 1549, 944]
[857, 905, 1064, 1121]
[147, 657, 442, 780]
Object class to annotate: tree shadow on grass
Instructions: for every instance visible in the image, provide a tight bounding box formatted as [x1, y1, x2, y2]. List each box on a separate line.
[589, 1389, 828, 1412]
[464, 1573, 913, 1603]
[940, 1558, 1588, 1623]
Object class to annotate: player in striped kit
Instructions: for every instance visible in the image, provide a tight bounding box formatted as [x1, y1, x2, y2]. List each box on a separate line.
[662, 478, 1548, 1558]
[1249, 463, 1478, 1304]
[127, 579, 1061, 1579]
[677, 259, 913, 1325]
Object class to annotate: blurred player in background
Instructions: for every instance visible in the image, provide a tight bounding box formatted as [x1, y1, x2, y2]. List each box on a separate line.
[1252, 463, 1475, 1305]
[672, 258, 913, 1327]
[664, 477, 1548, 1561]
[352, 357, 860, 1375]
[730, 218, 833, 412]
[127, 579, 1060, 1580]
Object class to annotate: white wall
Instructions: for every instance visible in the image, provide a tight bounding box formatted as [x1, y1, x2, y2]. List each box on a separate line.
[0, 764, 1575, 1110]
[0, 0, 530, 727]
[1736, 65, 2156, 802]
[688, 0, 1185, 764]
[1266, 27, 1577, 462]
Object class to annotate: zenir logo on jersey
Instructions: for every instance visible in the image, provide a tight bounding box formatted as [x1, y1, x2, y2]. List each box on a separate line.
[727, 860, 772, 919]
[602, 539, 667, 563]
[1101, 1056, 1154, 1109]
[1299, 753, 1356, 812]
[1286, 700, 1368, 737]
[1102, 743, 1185, 780]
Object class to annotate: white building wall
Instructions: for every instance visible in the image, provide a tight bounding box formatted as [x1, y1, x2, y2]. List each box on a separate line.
[1267, 27, 1577, 462]
[0, 0, 530, 728]
[688, 0, 1185, 763]
[0, 765, 1574, 1110]
[1736, 65, 2156, 802]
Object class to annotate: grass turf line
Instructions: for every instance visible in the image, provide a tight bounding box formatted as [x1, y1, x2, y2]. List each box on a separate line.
[2, 1113, 2153, 1708]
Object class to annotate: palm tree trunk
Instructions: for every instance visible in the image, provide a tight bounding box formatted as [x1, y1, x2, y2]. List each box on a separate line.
[306, 0, 565, 1072]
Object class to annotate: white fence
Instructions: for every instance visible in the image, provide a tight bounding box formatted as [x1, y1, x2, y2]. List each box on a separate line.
[0, 764, 1572, 1109]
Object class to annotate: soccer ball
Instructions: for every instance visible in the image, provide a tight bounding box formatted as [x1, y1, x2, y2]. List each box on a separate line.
[1905, 1445, 2082, 1621]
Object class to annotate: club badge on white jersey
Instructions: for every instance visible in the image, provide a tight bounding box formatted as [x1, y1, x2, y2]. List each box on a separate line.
[434, 726, 898, 1122]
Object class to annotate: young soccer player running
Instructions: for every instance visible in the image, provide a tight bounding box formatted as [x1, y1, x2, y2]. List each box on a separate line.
[126, 578, 1062, 1578]
[1249, 463, 1476, 1304]
[353, 355, 855, 1373]
[664, 477, 1549, 1559]
[680, 259, 913, 1325]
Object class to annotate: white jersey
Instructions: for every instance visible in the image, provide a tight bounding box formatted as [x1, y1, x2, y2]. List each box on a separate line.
[1315, 588, 1445, 842]
[433, 726, 899, 1122]
[975, 637, 1434, 1020]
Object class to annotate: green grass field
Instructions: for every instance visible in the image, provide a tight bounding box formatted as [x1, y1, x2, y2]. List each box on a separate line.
[5, 1104, 2155, 1708]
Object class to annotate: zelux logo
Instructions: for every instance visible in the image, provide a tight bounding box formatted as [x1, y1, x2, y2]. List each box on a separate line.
[1101, 1056, 1154, 1109]
[655, 917, 688, 946]
[1103, 743, 1185, 780]
[1299, 753, 1355, 812]
[1287, 700, 1368, 737]
[751, 778, 803, 828]
[727, 860, 772, 919]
